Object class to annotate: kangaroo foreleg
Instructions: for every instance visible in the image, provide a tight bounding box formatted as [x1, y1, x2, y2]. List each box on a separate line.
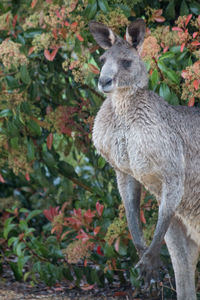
[116, 171, 147, 257]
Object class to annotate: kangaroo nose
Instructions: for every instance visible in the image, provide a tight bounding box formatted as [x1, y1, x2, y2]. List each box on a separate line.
[99, 77, 112, 88]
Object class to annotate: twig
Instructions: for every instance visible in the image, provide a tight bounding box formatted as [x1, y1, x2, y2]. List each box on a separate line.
[82, 84, 105, 101]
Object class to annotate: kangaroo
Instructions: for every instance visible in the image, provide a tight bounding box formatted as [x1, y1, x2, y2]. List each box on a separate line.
[89, 19, 200, 300]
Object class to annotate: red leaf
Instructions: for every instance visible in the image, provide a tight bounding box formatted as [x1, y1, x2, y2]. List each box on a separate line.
[93, 226, 101, 236]
[31, 0, 37, 8]
[163, 46, 169, 53]
[55, 9, 62, 19]
[180, 43, 185, 52]
[154, 16, 165, 23]
[43, 206, 60, 222]
[84, 259, 88, 267]
[47, 133, 53, 150]
[96, 245, 104, 256]
[51, 48, 59, 61]
[76, 229, 90, 243]
[88, 63, 100, 74]
[84, 209, 95, 224]
[25, 173, 30, 182]
[153, 9, 163, 17]
[80, 284, 95, 291]
[181, 70, 187, 79]
[52, 29, 57, 40]
[188, 97, 195, 107]
[193, 32, 198, 38]
[71, 22, 78, 28]
[12, 15, 18, 29]
[96, 202, 104, 216]
[185, 14, 192, 27]
[140, 209, 146, 224]
[191, 41, 200, 46]
[44, 48, 59, 61]
[172, 27, 183, 32]
[28, 46, 35, 55]
[64, 21, 70, 26]
[76, 33, 84, 42]
[193, 80, 199, 90]
[46, 0, 52, 3]
[44, 49, 51, 61]
[113, 291, 128, 297]
[0, 174, 5, 183]
[114, 237, 120, 252]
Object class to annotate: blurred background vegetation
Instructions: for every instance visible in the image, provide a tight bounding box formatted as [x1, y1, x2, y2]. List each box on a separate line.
[0, 0, 199, 298]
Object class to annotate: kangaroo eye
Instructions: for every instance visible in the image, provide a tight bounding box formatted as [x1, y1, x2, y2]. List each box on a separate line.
[99, 57, 106, 65]
[121, 59, 132, 68]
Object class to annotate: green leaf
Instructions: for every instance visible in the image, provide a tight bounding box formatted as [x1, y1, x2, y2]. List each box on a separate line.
[3, 218, 15, 239]
[98, 0, 109, 13]
[27, 139, 35, 161]
[165, 0, 175, 20]
[16, 242, 26, 256]
[118, 240, 127, 256]
[103, 244, 115, 258]
[85, 0, 97, 19]
[27, 119, 41, 136]
[0, 109, 12, 117]
[10, 137, 19, 150]
[43, 151, 56, 168]
[8, 237, 18, 247]
[130, 267, 140, 288]
[180, 0, 189, 16]
[17, 255, 30, 274]
[159, 52, 175, 61]
[6, 76, 19, 89]
[159, 83, 171, 102]
[151, 69, 159, 87]
[20, 65, 31, 85]
[9, 261, 23, 281]
[24, 28, 46, 39]
[166, 69, 180, 84]
[98, 157, 106, 168]
[26, 209, 42, 222]
[58, 161, 77, 178]
[189, 1, 200, 15]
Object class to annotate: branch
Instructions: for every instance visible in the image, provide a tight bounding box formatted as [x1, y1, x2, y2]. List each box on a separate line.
[82, 84, 105, 101]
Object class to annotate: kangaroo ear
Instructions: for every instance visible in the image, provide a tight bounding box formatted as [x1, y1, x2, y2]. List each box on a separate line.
[126, 19, 146, 52]
[89, 21, 115, 49]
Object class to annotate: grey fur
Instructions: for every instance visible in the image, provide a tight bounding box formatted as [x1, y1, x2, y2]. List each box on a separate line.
[89, 19, 200, 300]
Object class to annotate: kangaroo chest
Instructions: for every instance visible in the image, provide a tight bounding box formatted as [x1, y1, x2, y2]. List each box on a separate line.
[92, 100, 132, 173]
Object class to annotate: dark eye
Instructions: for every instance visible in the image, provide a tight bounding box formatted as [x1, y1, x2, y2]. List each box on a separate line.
[121, 59, 132, 69]
[99, 57, 106, 65]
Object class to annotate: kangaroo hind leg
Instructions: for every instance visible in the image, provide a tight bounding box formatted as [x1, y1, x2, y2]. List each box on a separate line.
[165, 217, 199, 300]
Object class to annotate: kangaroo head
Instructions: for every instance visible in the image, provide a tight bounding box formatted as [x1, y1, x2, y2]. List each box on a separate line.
[89, 19, 148, 94]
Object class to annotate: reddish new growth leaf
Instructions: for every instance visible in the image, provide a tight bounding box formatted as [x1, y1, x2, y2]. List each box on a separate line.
[47, 133, 53, 150]
[76, 229, 90, 243]
[152, 9, 165, 23]
[88, 64, 100, 74]
[43, 206, 60, 222]
[180, 43, 185, 52]
[96, 201, 104, 216]
[188, 97, 195, 107]
[84, 209, 95, 224]
[76, 33, 84, 42]
[0, 174, 5, 183]
[31, 0, 38, 9]
[12, 15, 18, 29]
[140, 209, 146, 224]
[44, 48, 59, 61]
[114, 237, 120, 253]
[185, 14, 192, 27]
[80, 284, 95, 291]
[193, 80, 199, 90]
[96, 245, 104, 256]
[172, 27, 183, 32]
[93, 226, 101, 236]
[25, 173, 30, 182]
[28, 46, 35, 55]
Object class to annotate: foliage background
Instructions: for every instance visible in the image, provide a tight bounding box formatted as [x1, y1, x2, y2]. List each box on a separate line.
[0, 0, 199, 298]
